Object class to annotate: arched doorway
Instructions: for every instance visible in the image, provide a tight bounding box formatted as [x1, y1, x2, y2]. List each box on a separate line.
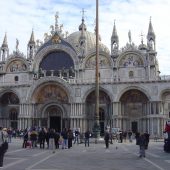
[0, 92, 19, 128]
[9, 108, 18, 129]
[99, 108, 105, 136]
[43, 105, 63, 132]
[85, 90, 111, 135]
[120, 89, 149, 133]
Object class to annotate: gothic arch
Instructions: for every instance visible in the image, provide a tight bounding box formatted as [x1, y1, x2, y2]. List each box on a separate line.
[41, 102, 65, 118]
[159, 88, 170, 100]
[82, 86, 113, 103]
[82, 51, 113, 69]
[33, 44, 78, 72]
[116, 86, 150, 102]
[0, 89, 20, 104]
[27, 76, 73, 103]
[117, 51, 145, 68]
[4, 57, 29, 73]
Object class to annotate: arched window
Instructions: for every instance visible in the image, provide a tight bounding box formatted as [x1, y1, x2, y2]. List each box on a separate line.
[129, 71, 134, 78]
[14, 76, 19, 82]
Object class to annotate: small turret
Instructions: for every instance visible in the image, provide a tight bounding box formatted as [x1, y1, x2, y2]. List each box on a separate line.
[27, 30, 36, 59]
[147, 17, 156, 51]
[0, 33, 9, 61]
[111, 21, 119, 55]
[78, 9, 87, 59]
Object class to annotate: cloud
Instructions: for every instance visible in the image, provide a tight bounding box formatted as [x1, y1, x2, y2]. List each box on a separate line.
[0, 0, 170, 75]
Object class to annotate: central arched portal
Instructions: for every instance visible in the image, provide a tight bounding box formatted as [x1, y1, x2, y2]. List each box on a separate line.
[43, 105, 63, 132]
[85, 90, 111, 136]
[120, 89, 149, 133]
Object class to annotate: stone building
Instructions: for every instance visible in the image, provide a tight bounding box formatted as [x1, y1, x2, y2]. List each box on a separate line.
[0, 12, 169, 137]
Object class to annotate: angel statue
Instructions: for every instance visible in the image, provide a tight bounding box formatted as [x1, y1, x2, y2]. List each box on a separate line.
[128, 30, 132, 44]
[50, 25, 55, 35]
[16, 39, 19, 51]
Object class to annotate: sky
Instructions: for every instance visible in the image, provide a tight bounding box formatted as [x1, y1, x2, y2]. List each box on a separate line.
[0, 0, 170, 75]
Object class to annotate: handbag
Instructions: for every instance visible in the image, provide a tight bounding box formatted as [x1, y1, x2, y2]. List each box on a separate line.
[2, 141, 8, 153]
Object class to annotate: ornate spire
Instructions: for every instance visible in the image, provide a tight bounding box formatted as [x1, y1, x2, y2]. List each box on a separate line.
[111, 21, 119, 44]
[2, 33, 8, 48]
[147, 17, 156, 50]
[111, 20, 119, 54]
[147, 17, 155, 40]
[79, 8, 87, 31]
[29, 29, 35, 44]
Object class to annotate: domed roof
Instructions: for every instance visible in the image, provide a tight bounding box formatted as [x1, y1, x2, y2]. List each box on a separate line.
[66, 30, 110, 55]
[138, 43, 148, 50]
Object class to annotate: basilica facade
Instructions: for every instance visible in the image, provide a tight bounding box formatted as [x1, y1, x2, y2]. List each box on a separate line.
[0, 12, 169, 137]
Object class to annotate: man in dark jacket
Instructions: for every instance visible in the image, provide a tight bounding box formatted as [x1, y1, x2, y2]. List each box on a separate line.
[84, 130, 90, 147]
[104, 129, 110, 149]
[138, 133, 147, 157]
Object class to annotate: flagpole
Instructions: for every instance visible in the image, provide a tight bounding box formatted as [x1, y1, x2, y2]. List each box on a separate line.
[93, 0, 100, 142]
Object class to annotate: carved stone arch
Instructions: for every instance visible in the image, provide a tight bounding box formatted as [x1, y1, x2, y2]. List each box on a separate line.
[41, 102, 65, 118]
[160, 89, 170, 115]
[33, 44, 78, 72]
[82, 86, 113, 103]
[117, 51, 145, 68]
[0, 89, 20, 104]
[4, 57, 29, 73]
[159, 89, 170, 101]
[26, 77, 73, 103]
[82, 51, 113, 70]
[116, 86, 150, 102]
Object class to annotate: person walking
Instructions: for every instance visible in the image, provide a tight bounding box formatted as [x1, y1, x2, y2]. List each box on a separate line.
[30, 128, 38, 148]
[84, 130, 90, 147]
[74, 129, 79, 144]
[67, 129, 73, 149]
[54, 130, 60, 149]
[22, 129, 29, 148]
[138, 133, 147, 158]
[49, 129, 55, 153]
[144, 132, 150, 149]
[38, 128, 46, 149]
[104, 129, 110, 149]
[61, 128, 68, 149]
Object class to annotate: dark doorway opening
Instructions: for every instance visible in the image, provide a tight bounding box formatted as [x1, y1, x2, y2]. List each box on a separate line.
[99, 108, 105, 136]
[131, 121, 138, 133]
[50, 116, 61, 132]
[100, 122, 104, 136]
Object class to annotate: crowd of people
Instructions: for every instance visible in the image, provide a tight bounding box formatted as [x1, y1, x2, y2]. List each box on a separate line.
[0, 125, 153, 168]
[104, 129, 150, 158]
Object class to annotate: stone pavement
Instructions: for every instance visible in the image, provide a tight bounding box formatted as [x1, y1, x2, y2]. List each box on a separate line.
[2, 138, 170, 170]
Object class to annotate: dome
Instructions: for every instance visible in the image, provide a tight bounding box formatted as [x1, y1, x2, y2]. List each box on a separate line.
[138, 41, 148, 51]
[66, 30, 110, 55]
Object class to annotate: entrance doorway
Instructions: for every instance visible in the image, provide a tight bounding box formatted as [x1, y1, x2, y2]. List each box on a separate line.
[50, 116, 61, 132]
[131, 121, 138, 133]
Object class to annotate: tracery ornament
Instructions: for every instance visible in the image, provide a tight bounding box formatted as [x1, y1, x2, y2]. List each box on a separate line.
[35, 84, 68, 103]
[6, 60, 27, 72]
[119, 54, 143, 67]
[85, 55, 110, 68]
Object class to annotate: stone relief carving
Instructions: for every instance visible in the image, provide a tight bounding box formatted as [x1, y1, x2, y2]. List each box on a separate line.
[85, 55, 110, 68]
[35, 84, 68, 103]
[7, 60, 27, 72]
[119, 54, 143, 67]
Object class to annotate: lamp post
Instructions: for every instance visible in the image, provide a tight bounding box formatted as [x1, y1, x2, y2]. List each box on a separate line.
[93, 0, 100, 142]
